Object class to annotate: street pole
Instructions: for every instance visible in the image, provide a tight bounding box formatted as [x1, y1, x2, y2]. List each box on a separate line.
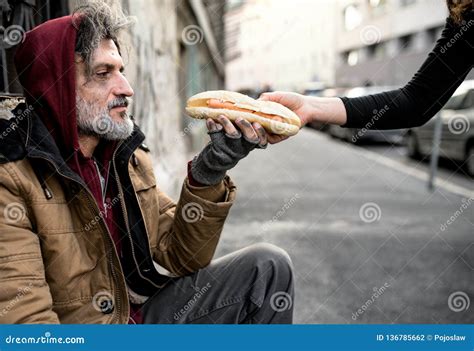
[428, 112, 442, 191]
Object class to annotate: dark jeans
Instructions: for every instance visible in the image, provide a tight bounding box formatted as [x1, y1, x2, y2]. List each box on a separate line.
[142, 243, 294, 324]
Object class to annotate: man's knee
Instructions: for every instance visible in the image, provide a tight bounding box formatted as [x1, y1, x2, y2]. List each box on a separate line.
[242, 242, 293, 277]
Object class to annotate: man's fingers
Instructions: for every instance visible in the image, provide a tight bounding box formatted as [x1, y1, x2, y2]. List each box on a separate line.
[206, 118, 221, 132]
[235, 118, 258, 141]
[252, 122, 268, 146]
[214, 115, 271, 146]
[217, 115, 239, 137]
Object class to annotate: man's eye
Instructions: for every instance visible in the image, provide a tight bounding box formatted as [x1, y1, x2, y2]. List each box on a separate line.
[96, 72, 109, 78]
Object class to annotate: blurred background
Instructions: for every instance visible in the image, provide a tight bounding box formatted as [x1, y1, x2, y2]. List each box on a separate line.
[0, 0, 472, 324]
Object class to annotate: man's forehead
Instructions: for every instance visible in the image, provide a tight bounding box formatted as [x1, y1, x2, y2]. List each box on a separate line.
[91, 39, 124, 67]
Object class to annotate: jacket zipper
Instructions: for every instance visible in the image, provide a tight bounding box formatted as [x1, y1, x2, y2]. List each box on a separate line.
[93, 160, 109, 218]
[112, 148, 163, 289]
[29, 155, 124, 324]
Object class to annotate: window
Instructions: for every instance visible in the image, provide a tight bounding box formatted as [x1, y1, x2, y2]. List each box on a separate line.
[342, 52, 349, 64]
[368, 0, 387, 16]
[347, 50, 359, 66]
[460, 90, 474, 110]
[344, 5, 362, 31]
[427, 26, 444, 44]
[0, 0, 69, 95]
[367, 43, 386, 60]
[367, 44, 376, 58]
[369, 0, 387, 8]
[227, 0, 244, 11]
[427, 27, 438, 43]
[444, 92, 467, 110]
[399, 34, 413, 51]
[400, 0, 416, 6]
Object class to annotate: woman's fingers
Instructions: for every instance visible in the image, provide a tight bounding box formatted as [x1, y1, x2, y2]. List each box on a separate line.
[259, 91, 305, 114]
[267, 133, 289, 145]
[258, 91, 282, 103]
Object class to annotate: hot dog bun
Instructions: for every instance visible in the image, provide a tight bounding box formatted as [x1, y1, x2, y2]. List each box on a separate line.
[185, 90, 301, 136]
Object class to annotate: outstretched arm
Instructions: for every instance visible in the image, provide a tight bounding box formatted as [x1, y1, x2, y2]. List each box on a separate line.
[261, 14, 473, 134]
[341, 15, 473, 130]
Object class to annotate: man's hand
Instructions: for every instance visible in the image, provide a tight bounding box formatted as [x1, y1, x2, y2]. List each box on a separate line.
[209, 115, 268, 146]
[190, 116, 268, 186]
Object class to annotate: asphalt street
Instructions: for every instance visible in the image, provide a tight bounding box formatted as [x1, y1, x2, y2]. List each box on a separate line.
[357, 141, 473, 193]
[215, 128, 473, 324]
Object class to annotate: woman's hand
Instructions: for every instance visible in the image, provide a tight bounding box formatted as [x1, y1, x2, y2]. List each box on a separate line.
[258, 91, 314, 144]
[259, 92, 348, 144]
[259, 92, 314, 127]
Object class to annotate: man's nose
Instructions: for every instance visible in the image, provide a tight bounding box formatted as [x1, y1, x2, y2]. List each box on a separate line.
[113, 73, 134, 97]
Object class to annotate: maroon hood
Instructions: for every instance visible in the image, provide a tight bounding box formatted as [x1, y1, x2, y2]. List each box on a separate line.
[13, 14, 120, 248]
[14, 15, 80, 155]
[13, 14, 143, 324]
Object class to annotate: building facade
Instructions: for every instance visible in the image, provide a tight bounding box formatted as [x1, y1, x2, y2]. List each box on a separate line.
[225, 0, 337, 93]
[335, 0, 473, 87]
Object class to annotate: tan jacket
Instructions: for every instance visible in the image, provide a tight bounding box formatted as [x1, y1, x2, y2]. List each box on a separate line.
[0, 109, 236, 324]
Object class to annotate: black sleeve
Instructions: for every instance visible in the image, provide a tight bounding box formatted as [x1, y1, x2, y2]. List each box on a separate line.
[341, 12, 474, 130]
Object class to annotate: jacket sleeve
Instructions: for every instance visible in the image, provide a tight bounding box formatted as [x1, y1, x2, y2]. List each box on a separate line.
[0, 165, 60, 324]
[153, 176, 236, 276]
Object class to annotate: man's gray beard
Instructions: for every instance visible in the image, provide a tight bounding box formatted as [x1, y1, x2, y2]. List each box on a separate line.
[76, 96, 134, 140]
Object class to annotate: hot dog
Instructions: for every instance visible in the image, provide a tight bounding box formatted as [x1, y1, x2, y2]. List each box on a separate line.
[185, 90, 301, 136]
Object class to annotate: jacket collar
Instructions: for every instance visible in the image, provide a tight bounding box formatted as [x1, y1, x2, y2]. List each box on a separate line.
[9, 103, 145, 185]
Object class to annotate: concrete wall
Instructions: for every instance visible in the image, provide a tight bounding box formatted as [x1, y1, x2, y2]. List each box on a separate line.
[176, 0, 225, 153]
[123, 0, 186, 199]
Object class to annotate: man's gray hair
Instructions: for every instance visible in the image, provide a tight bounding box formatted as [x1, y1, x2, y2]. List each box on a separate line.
[73, 0, 135, 76]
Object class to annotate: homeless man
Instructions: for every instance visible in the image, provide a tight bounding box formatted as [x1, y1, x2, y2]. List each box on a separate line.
[0, 2, 293, 324]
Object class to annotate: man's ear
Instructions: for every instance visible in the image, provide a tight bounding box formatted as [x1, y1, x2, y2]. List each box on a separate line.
[74, 53, 84, 64]
[74, 53, 89, 84]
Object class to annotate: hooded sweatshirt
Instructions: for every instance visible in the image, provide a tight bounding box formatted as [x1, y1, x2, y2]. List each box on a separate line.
[14, 15, 143, 323]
